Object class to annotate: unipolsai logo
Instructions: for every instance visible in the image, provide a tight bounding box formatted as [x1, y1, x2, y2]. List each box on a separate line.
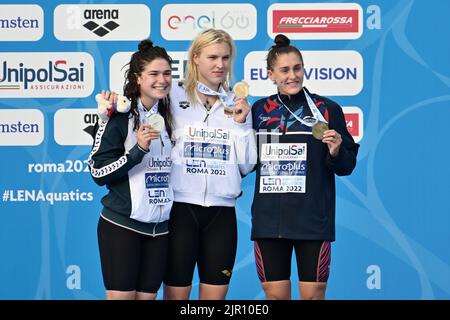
[0, 52, 94, 98]
[161, 4, 257, 40]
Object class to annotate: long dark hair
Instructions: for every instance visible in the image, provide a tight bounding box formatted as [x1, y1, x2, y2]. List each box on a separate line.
[266, 34, 304, 71]
[123, 39, 173, 138]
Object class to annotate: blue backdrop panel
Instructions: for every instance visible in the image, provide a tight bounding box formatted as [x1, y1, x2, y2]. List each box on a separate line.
[0, 0, 449, 299]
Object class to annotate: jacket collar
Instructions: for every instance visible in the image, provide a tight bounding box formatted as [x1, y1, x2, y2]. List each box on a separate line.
[277, 87, 310, 109]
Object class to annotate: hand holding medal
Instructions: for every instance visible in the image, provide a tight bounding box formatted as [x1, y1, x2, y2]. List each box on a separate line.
[233, 81, 249, 99]
[137, 101, 165, 151]
[146, 113, 165, 132]
[143, 100, 165, 133]
[321, 128, 342, 158]
[231, 81, 251, 123]
[138, 112, 164, 151]
[312, 121, 329, 140]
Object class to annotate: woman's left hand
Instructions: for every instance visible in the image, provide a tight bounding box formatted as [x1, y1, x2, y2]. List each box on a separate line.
[322, 129, 342, 158]
[233, 98, 251, 123]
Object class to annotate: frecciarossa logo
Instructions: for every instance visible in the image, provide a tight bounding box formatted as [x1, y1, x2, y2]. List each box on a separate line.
[273, 10, 358, 33]
[0, 52, 94, 98]
[267, 3, 363, 40]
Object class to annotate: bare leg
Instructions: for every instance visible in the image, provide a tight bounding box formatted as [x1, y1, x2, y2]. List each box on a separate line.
[299, 281, 327, 300]
[199, 283, 229, 300]
[163, 284, 192, 300]
[261, 280, 291, 300]
[105, 290, 136, 300]
[135, 292, 157, 300]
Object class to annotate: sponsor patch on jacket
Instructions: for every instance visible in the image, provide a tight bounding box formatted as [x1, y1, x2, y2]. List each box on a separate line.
[259, 143, 307, 193]
[179, 101, 190, 109]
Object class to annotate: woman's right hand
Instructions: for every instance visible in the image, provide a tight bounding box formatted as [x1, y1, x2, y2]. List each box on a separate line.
[102, 90, 118, 107]
[137, 124, 161, 151]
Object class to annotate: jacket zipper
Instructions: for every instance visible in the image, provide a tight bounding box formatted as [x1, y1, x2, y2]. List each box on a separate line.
[203, 109, 210, 206]
[278, 107, 290, 238]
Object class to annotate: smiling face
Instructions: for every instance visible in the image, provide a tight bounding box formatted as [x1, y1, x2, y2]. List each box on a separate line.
[268, 52, 304, 97]
[137, 58, 172, 109]
[193, 42, 231, 90]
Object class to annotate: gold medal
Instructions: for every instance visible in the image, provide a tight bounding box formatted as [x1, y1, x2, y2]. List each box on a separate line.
[225, 81, 250, 116]
[223, 107, 234, 117]
[233, 81, 249, 99]
[312, 121, 329, 140]
[147, 113, 165, 132]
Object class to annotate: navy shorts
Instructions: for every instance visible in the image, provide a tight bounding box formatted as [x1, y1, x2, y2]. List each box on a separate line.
[254, 238, 331, 283]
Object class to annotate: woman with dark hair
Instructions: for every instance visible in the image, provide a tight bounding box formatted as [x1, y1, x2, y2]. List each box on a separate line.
[88, 39, 174, 300]
[251, 34, 359, 300]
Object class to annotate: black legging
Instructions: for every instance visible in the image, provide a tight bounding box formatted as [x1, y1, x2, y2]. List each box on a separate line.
[164, 202, 237, 286]
[97, 216, 168, 293]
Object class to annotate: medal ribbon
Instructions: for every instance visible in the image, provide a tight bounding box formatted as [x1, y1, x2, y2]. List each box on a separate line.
[277, 89, 327, 127]
[196, 81, 235, 109]
[138, 99, 159, 124]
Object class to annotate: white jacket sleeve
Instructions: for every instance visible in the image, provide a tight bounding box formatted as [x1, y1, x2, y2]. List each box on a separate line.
[232, 111, 257, 176]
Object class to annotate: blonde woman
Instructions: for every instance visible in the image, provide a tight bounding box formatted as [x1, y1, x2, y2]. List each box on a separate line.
[163, 29, 257, 300]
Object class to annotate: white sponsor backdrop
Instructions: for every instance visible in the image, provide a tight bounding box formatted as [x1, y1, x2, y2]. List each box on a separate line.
[1, 0, 450, 300]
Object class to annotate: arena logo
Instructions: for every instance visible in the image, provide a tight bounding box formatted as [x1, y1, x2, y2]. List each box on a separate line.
[0, 109, 44, 146]
[161, 4, 257, 40]
[342, 107, 363, 143]
[244, 50, 363, 97]
[0, 5, 43, 41]
[109, 51, 189, 94]
[54, 4, 150, 41]
[82, 8, 120, 37]
[0, 52, 94, 98]
[268, 3, 363, 40]
[54, 108, 97, 146]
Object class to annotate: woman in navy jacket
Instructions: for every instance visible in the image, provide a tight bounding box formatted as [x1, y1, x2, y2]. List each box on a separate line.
[251, 34, 359, 300]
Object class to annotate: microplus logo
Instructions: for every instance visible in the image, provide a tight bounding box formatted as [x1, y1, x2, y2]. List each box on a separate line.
[109, 51, 188, 94]
[0, 109, 44, 146]
[0, 53, 94, 98]
[268, 3, 363, 40]
[54, 5, 150, 41]
[244, 51, 363, 96]
[161, 4, 257, 40]
[0, 5, 43, 41]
